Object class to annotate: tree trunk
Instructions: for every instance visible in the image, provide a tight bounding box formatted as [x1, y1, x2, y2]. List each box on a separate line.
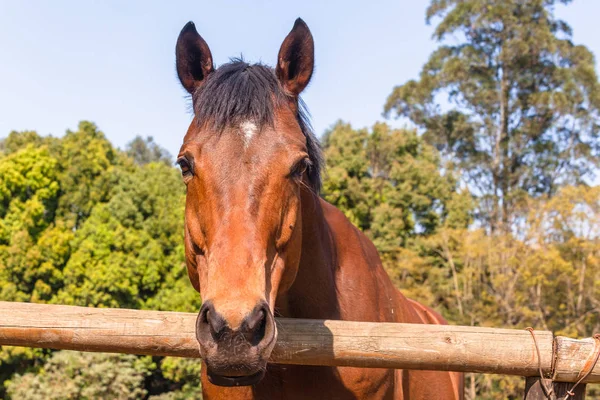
[441, 231, 464, 317]
[499, 61, 511, 233]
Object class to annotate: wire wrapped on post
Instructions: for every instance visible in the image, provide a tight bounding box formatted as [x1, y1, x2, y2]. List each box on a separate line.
[526, 327, 554, 398]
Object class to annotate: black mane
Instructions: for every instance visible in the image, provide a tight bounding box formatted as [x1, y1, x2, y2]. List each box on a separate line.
[192, 60, 323, 192]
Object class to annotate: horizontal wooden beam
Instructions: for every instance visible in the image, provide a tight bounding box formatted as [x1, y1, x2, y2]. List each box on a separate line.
[0, 302, 597, 383]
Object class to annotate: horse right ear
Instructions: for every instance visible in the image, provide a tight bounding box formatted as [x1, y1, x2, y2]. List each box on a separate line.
[176, 22, 214, 94]
[276, 18, 314, 97]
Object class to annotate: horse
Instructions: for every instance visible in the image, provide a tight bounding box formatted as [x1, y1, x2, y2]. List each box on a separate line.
[175, 18, 463, 400]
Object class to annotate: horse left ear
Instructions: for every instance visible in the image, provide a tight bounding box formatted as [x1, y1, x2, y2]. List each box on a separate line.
[176, 21, 214, 95]
[276, 18, 314, 97]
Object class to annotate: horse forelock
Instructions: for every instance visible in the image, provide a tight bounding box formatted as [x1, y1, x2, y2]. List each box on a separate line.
[190, 59, 323, 192]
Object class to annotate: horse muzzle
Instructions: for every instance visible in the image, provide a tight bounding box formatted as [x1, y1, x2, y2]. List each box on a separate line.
[196, 300, 277, 386]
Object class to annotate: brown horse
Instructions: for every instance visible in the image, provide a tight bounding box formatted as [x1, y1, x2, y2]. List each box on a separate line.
[175, 18, 463, 400]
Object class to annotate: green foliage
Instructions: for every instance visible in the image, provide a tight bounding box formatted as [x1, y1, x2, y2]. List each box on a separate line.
[53, 163, 190, 309]
[56, 122, 121, 228]
[0, 130, 54, 156]
[148, 358, 203, 400]
[385, 0, 600, 232]
[0, 122, 200, 399]
[322, 121, 460, 249]
[410, 186, 600, 399]
[0, 145, 64, 302]
[0, 145, 59, 239]
[5, 352, 155, 400]
[126, 136, 172, 166]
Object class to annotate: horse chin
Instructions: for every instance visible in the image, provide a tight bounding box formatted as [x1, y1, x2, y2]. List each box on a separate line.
[207, 368, 266, 387]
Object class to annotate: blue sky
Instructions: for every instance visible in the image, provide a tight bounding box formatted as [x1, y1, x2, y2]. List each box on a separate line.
[1, 1, 599, 159]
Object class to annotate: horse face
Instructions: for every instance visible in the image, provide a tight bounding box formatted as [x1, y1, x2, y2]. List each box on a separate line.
[178, 119, 308, 386]
[175, 19, 314, 386]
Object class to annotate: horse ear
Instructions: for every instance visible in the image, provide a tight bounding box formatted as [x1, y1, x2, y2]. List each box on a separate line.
[276, 18, 314, 97]
[176, 21, 214, 94]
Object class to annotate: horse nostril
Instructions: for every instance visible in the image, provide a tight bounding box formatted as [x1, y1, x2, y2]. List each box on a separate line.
[197, 302, 227, 343]
[242, 305, 269, 346]
[208, 310, 227, 341]
[245, 308, 265, 331]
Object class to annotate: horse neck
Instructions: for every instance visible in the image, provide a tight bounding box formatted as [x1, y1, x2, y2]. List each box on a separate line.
[276, 188, 341, 320]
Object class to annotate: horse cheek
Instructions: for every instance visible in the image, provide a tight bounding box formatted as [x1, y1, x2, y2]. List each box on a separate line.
[274, 214, 302, 301]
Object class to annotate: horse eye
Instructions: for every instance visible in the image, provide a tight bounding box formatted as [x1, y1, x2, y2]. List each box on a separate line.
[177, 157, 193, 179]
[291, 158, 311, 179]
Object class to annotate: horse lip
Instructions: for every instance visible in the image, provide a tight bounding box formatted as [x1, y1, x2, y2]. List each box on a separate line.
[207, 369, 266, 387]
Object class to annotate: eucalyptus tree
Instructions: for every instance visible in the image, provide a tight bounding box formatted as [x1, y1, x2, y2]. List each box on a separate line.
[385, 0, 600, 231]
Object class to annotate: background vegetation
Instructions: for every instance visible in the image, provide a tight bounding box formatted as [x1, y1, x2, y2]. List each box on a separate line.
[1, 0, 599, 398]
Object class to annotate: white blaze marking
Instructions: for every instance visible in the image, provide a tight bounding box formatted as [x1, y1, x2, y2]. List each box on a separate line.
[240, 121, 257, 147]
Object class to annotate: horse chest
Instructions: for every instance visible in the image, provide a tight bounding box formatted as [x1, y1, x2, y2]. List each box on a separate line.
[249, 365, 395, 400]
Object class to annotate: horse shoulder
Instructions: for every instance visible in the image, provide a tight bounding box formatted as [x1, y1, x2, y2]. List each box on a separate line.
[318, 199, 413, 322]
[406, 298, 448, 325]
[318, 198, 383, 269]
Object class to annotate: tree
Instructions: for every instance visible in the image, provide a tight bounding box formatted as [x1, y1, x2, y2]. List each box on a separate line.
[413, 185, 600, 399]
[53, 162, 194, 310]
[126, 136, 172, 166]
[385, 0, 600, 232]
[5, 352, 155, 400]
[0, 131, 53, 156]
[148, 357, 203, 400]
[0, 145, 65, 303]
[526, 185, 600, 336]
[0, 123, 200, 399]
[322, 121, 459, 248]
[55, 122, 122, 229]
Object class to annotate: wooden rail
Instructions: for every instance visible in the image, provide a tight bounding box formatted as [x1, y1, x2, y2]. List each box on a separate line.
[0, 301, 598, 386]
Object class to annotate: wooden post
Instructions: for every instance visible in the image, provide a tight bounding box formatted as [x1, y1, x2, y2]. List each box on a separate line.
[524, 377, 586, 400]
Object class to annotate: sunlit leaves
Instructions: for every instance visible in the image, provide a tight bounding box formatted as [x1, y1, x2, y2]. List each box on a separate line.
[0, 122, 196, 398]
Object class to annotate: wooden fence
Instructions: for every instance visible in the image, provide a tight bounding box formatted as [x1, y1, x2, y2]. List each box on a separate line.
[0, 301, 598, 399]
